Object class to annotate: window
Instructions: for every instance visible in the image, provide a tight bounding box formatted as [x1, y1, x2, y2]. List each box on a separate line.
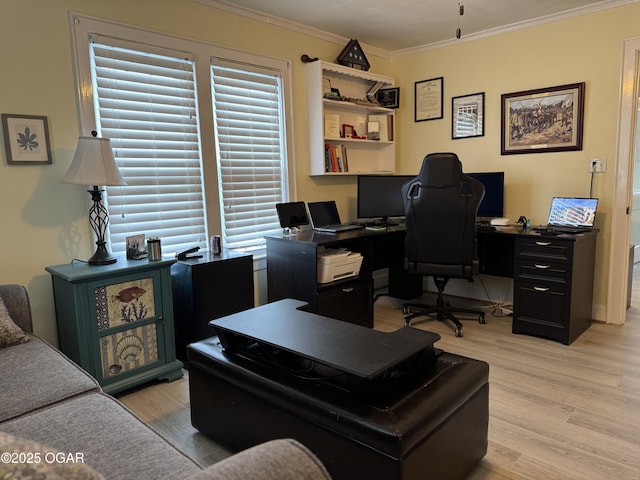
[211, 60, 288, 251]
[71, 15, 294, 257]
[90, 38, 207, 254]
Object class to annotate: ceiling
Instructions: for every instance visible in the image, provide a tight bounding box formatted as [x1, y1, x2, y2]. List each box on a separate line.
[204, 0, 634, 52]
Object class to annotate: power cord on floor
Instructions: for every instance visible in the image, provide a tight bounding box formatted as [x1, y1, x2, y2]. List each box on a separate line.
[476, 275, 513, 317]
[373, 276, 513, 317]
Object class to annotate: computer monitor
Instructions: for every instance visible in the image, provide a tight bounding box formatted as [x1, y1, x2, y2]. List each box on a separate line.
[465, 172, 505, 219]
[357, 175, 415, 224]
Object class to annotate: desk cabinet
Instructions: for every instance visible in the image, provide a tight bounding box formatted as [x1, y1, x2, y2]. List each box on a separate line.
[512, 233, 596, 344]
[171, 251, 254, 361]
[316, 276, 373, 327]
[46, 258, 183, 394]
[266, 235, 373, 327]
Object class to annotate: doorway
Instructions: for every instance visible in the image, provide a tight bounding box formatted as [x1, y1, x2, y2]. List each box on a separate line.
[632, 99, 640, 264]
[609, 37, 640, 324]
[631, 93, 640, 299]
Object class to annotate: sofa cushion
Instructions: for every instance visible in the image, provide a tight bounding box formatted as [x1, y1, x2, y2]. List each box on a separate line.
[0, 393, 201, 480]
[0, 431, 105, 480]
[185, 439, 331, 480]
[0, 296, 30, 348]
[0, 336, 100, 422]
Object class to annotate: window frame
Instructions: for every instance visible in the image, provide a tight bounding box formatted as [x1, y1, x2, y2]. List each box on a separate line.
[70, 13, 296, 267]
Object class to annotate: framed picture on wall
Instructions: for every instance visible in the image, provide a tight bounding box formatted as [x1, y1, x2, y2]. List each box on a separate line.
[376, 87, 400, 108]
[452, 92, 484, 139]
[415, 77, 443, 122]
[500, 82, 585, 155]
[2, 114, 52, 165]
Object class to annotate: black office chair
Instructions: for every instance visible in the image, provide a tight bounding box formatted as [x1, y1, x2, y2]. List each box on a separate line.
[401, 153, 486, 337]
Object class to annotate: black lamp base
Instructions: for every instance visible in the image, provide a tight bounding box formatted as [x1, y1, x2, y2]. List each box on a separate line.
[88, 242, 117, 265]
[86, 187, 117, 266]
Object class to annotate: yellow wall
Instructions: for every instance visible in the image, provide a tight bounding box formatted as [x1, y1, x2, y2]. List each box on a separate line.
[1, 0, 638, 343]
[391, 4, 640, 316]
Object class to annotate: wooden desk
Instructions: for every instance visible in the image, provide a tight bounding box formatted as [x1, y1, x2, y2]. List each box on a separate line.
[266, 227, 422, 327]
[267, 226, 597, 344]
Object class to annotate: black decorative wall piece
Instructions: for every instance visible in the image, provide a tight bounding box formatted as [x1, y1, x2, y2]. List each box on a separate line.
[336, 39, 370, 71]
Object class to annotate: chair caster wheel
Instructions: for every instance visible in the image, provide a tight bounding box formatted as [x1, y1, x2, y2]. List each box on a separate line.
[455, 327, 463, 337]
[479, 313, 487, 324]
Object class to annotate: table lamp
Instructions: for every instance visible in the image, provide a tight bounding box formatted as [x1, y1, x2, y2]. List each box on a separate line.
[62, 131, 126, 265]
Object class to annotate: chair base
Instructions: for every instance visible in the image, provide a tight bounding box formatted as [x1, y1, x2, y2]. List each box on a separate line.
[403, 277, 486, 337]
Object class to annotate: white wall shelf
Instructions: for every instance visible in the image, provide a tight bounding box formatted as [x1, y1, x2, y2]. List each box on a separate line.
[305, 61, 396, 176]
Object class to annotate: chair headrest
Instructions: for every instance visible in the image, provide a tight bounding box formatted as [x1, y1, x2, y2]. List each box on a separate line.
[417, 153, 463, 186]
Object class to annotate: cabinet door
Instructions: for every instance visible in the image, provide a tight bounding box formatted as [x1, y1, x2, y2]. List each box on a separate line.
[316, 277, 373, 327]
[513, 281, 569, 341]
[90, 271, 166, 383]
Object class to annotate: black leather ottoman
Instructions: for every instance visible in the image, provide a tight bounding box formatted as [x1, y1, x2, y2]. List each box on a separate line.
[188, 337, 489, 480]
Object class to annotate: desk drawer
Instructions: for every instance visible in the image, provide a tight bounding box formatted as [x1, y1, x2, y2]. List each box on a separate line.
[316, 277, 373, 328]
[515, 260, 571, 285]
[516, 237, 573, 264]
[513, 281, 569, 339]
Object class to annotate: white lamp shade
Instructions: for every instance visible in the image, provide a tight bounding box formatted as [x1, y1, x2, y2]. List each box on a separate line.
[62, 136, 126, 186]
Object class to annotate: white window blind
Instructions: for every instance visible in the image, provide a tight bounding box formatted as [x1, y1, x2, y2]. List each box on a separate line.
[90, 37, 208, 254]
[211, 60, 287, 251]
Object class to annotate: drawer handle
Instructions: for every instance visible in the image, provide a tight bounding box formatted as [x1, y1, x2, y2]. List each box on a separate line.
[535, 241, 552, 246]
[533, 286, 550, 292]
[534, 264, 551, 269]
[342, 287, 355, 293]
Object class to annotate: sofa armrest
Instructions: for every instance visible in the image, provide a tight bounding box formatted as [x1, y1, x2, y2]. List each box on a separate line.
[184, 439, 331, 480]
[0, 285, 33, 334]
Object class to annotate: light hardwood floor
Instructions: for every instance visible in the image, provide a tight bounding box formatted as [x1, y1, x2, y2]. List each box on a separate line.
[119, 270, 640, 479]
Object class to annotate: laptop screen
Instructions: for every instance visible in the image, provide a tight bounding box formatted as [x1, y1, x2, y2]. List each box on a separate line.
[276, 201, 309, 228]
[547, 197, 598, 228]
[308, 201, 341, 227]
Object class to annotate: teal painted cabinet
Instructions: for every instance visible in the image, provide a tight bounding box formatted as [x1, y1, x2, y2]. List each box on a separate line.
[46, 258, 183, 394]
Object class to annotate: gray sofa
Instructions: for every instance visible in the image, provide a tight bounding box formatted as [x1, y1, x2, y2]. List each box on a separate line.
[0, 284, 331, 480]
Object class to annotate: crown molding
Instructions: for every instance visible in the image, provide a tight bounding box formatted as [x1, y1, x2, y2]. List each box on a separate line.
[390, 0, 639, 57]
[194, 0, 638, 60]
[192, 0, 390, 58]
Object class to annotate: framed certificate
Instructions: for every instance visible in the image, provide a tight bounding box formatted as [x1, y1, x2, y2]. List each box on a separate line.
[415, 77, 443, 122]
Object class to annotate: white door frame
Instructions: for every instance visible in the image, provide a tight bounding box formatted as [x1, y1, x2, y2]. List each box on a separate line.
[608, 36, 640, 325]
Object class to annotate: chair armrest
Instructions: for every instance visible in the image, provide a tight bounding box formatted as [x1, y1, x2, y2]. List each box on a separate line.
[183, 439, 331, 480]
[0, 284, 33, 334]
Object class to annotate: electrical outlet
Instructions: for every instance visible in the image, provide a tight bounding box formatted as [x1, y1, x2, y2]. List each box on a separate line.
[589, 157, 607, 173]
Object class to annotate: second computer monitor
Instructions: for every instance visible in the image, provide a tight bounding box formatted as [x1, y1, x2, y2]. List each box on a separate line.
[465, 171, 505, 219]
[357, 175, 415, 224]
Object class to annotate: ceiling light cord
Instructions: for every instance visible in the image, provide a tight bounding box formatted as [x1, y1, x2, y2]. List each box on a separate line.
[456, 1, 464, 39]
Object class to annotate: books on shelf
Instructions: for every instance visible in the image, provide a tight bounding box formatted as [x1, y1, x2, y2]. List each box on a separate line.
[324, 144, 349, 173]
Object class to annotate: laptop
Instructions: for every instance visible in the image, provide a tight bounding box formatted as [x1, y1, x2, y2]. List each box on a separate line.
[307, 201, 363, 233]
[275, 201, 309, 229]
[537, 197, 598, 233]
